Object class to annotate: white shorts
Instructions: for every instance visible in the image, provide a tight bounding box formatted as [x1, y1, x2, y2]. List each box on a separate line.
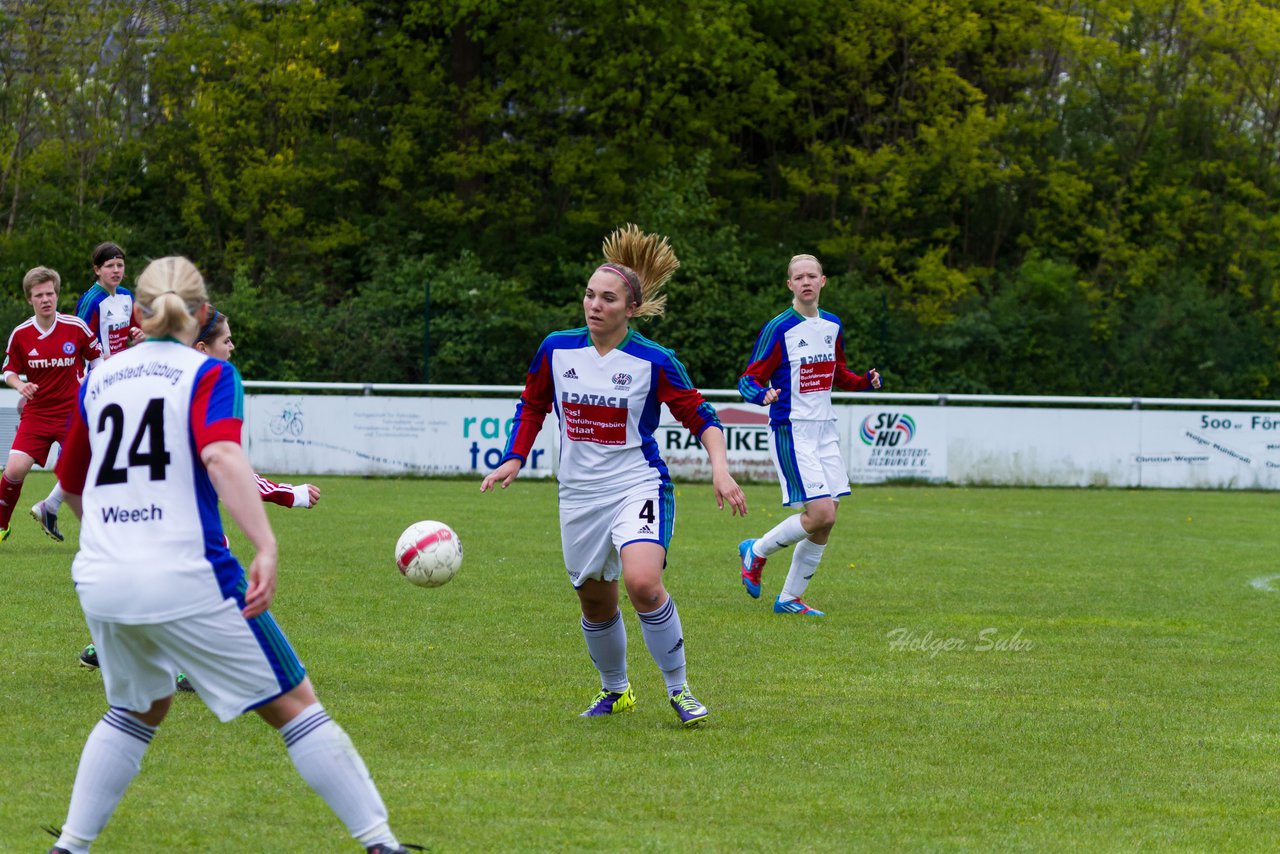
[559, 481, 674, 587]
[85, 597, 306, 722]
[770, 420, 850, 507]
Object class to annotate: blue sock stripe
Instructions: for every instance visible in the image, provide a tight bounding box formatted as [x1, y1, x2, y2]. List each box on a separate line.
[281, 710, 332, 748]
[638, 597, 675, 625]
[104, 708, 156, 744]
[582, 612, 621, 632]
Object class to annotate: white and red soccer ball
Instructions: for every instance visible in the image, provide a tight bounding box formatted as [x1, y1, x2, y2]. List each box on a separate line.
[395, 520, 462, 588]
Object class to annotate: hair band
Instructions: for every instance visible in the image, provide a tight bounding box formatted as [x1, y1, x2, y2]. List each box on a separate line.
[197, 308, 222, 343]
[597, 264, 641, 306]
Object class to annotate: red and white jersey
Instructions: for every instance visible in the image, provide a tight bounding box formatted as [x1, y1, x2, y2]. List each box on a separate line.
[3, 313, 102, 420]
[738, 308, 874, 426]
[501, 328, 721, 501]
[57, 341, 246, 624]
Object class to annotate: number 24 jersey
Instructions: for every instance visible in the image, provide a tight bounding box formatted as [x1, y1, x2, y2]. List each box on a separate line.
[57, 339, 246, 624]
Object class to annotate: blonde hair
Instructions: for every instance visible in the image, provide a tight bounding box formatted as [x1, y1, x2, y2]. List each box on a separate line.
[600, 223, 679, 319]
[135, 256, 208, 339]
[787, 254, 824, 279]
[23, 266, 60, 298]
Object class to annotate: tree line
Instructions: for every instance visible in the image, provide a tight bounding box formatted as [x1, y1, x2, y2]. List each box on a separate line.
[1, 0, 1278, 397]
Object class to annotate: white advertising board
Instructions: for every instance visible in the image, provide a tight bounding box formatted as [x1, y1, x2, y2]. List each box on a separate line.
[6, 387, 1280, 490]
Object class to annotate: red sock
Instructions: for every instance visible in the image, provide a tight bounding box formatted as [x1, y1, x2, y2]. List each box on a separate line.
[0, 475, 23, 529]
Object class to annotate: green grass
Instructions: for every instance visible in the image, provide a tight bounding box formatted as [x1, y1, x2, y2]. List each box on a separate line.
[5, 473, 1280, 851]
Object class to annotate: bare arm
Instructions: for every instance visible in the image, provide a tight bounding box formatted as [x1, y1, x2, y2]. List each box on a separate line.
[202, 440, 279, 617]
[698, 426, 747, 516]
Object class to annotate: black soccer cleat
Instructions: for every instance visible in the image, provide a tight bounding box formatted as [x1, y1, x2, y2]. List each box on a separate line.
[366, 844, 426, 853]
[79, 643, 99, 669]
[176, 673, 196, 692]
[31, 501, 64, 542]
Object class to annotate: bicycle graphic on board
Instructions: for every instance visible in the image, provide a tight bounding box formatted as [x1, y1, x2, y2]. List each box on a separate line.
[269, 403, 305, 437]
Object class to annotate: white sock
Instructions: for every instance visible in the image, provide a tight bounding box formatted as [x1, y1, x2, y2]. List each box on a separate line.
[44, 481, 65, 513]
[780, 538, 826, 601]
[581, 611, 628, 692]
[281, 703, 397, 847]
[60, 708, 157, 847]
[754, 514, 808, 558]
[637, 597, 687, 694]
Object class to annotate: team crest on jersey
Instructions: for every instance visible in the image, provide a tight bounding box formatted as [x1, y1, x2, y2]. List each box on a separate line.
[825, 335, 832, 345]
[612, 372, 632, 388]
[62, 341, 76, 355]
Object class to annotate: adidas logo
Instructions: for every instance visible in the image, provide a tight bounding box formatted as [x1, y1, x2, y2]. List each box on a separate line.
[797, 339, 808, 347]
[803, 573, 815, 580]
[562, 368, 578, 379]
[28, 348, 38, 356]
[667, 637, 684, 655]
[637, 524, 654, 534]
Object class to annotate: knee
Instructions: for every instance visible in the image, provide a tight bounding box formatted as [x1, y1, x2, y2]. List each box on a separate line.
[805, 507, 836, 535]
[626, 583, 667, 613]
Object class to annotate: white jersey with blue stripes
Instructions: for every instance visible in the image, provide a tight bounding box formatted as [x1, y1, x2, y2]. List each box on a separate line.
[66, 339, 246, 624]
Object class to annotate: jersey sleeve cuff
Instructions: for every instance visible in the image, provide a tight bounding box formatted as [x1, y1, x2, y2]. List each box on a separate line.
[194, 418, 243, 452]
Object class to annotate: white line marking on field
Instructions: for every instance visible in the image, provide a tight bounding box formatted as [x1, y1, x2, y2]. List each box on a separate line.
[1249, 575, 1280, 593]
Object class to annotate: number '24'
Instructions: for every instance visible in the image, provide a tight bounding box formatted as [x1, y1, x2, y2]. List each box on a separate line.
[95, 399, 171, 485]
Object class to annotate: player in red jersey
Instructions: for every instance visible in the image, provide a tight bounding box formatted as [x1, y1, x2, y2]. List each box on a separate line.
[0, 267, 102, 541]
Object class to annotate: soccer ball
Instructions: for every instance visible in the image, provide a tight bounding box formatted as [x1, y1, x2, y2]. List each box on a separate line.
[395, 520, 462, 588]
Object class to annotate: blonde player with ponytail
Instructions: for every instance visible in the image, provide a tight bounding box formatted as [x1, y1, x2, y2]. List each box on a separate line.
[50, 257, 416, 854]
[482, 225, 747, 727]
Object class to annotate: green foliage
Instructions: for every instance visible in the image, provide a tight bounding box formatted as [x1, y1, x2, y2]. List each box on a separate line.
[2, 0, 1280, 397]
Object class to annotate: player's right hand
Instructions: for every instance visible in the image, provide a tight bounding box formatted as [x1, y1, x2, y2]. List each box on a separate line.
[480, 458, 522, 493]
[242, 549, 278, 618]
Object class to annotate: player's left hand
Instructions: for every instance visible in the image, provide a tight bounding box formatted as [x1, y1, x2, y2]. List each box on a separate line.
[128, 327, 146, 345]
[868, 367, 882, 389]
[713, 471, 747, 516]
[304, 484, 320, 506]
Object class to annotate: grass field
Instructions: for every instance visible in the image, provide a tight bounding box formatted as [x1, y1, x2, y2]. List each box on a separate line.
[5, 473, 1280, 852]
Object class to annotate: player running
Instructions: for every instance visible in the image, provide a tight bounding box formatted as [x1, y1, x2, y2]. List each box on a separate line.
[481, 224, 747, 727]
[47, 256, 416, 854]
[0, 267, 103, 542]
[736, 254, 882, 616]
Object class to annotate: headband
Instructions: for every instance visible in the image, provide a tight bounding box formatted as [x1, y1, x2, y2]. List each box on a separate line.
[197, 307, 222, 343]
[93, 244, 125, 267]
[597, 264, 641, 306]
